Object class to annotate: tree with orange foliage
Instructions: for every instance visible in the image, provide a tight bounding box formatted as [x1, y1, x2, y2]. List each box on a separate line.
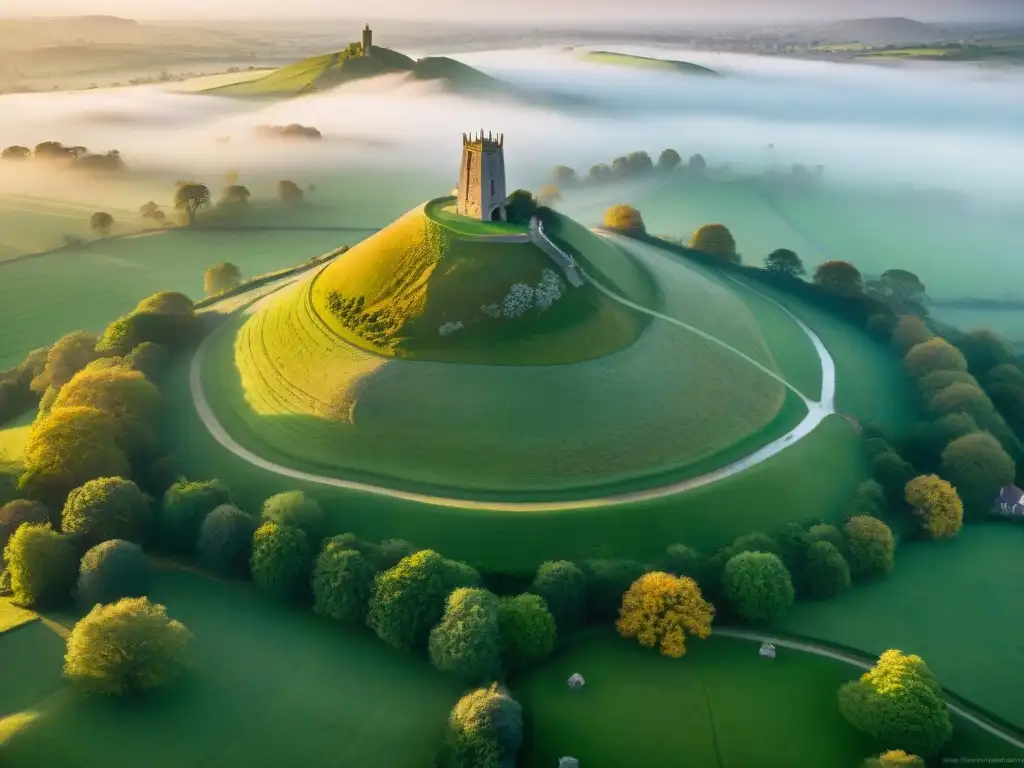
[813, 260, 863, 294]
[905, 474, 964, 538]
[616, 571, 713, 658]
[603, 204, 646, 234]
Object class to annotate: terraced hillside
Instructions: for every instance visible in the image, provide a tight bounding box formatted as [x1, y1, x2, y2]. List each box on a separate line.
[201, 205, 810, 494]
[578, 50, 720, 76]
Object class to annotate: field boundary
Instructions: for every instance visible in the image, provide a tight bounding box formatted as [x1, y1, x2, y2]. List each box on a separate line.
[189, 237, 844, 511]
[715, 627, 1024, 751]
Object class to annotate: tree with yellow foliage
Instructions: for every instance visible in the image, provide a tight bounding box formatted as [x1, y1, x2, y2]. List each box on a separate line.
[616, 571, 713, 658]
[602, 204, 645, 234]
[904, 474, 964, 538]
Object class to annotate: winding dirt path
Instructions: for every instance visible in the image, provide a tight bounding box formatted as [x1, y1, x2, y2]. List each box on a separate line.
[188, 238, 838, 512]
[715, 628, 1024, 751]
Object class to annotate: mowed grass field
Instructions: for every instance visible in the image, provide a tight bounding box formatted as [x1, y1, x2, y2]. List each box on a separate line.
[0, 599, 36, 634]
[514, 631, 1022, 767]
[0, 411, 33, 469]
[778, 524, 1024, 731]
[0, 566, 459, 767]
[213, 225, 795, 494]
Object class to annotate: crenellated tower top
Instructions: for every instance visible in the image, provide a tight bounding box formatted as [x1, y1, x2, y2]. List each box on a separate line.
[462, 130, 504, 150]
[457, 130, 507, 221]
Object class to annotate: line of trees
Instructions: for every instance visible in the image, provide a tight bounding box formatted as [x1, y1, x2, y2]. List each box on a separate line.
[550, 147, 706, 191]
[1, 142, 126, 173]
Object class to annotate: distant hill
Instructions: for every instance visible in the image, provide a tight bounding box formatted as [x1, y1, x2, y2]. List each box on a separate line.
[578, 50, 719, 76]
[818, 17, 938, 43]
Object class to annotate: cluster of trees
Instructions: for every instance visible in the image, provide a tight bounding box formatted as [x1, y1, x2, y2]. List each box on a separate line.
[254, 124, 323, 141]
[551, 148, 705, 190]
[170, 177, 306, 226]
[1, 142, 126, 173]
[0, 347, 47, 428]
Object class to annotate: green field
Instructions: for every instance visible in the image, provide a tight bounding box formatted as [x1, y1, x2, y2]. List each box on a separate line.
[0, 411, 32, 468]
[778, 524, 1024, 730]
[0, 599, 36, 634]
[0, 566, 459, 767]
[514, 630, 1021, 767]
[424, 197, 527, 237]
[579, 50, 719, 76]
[208, 213, 799, 494]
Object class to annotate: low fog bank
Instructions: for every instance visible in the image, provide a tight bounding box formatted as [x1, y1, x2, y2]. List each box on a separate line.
[0, 45, 1022, 205]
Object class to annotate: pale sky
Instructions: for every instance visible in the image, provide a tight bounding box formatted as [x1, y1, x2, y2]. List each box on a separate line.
[2, 0, 1022, 22]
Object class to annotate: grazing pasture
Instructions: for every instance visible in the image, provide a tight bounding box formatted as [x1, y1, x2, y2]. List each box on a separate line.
[778, 525, 1024, 731]
[514, 630, 1022, 767]
[0, 567, 459, 767]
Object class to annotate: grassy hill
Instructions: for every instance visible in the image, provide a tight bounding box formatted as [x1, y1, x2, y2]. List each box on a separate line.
[579, 50, 719, 76]
[206, 45, 505, 97]
[202, 206, 808, 495]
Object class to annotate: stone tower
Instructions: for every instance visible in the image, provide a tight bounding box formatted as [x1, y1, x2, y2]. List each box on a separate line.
[361, 24, 373, 56]
[457, 131, 507, 221]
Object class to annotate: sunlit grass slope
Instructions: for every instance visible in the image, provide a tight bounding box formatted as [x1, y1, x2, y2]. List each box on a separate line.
[206, 47, 502, 97]
[306, 201, 648, 364]
[579, 50, 720, 76]
[0, 567, 458, 767]
[209, 216, 797, 494]
[514, 631, 1022, 767]
[779, 525, 1024, 730]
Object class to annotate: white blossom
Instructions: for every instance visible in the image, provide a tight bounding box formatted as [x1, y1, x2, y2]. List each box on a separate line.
[502, 282, 535, 318]
[438, 320, 464, 337]
[534, 268, 564, 310]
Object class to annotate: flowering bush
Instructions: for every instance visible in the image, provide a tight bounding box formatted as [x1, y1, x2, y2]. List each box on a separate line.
[502, 283, 535, 319]
[534, 269, 564, 311]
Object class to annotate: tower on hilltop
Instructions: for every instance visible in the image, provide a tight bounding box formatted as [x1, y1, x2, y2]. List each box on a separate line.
[361, 24, 373, 56]
[457, 131, 507, 221]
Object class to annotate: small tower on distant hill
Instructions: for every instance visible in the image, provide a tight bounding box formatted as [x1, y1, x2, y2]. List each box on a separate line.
[361, 24, 373, 56]
[457, 131, 507, 221]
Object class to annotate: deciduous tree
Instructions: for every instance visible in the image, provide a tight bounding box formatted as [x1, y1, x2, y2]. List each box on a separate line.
[76, 539, 150, 607]
[940, 432, 1015, 518]
[496, 593, 556, 673]
[903, 338, 968, 379]
[204, 262, 243, 296]
[250, 521, 312, 602]
[529, 560, 587, 631]
[311, 539, 375, 623]
[196, 504, 256, 576]
[603, 204, 645, 234]
[429, 587, 502, 683]
[52, 366, 161, 454]
[813, 260, 863, 294]
[864, 751, 925, 767]
[260, 490, 324, 543]
[723, 552, 794, 624]
[890, 315, 934, 356]
[3, 522, 77, 607]
[90, 211, 114, 237]
[64, 597, 190, 696]
[838, 650, 952, 757]
[904, 474, 963, 538]
[160, 479, 231, 554]
[690, 223, 738, 263]
[581, 558, 648, 621]
[61, 477, 152, 549]
[955, 329, 1015, 377]
[30, 331, 101, 394]
[617, 571, 713, 658]
[765, 248, 805, 278]
[843, 515, 895, 579]
[441, 684, 522, 768]
[658, 148, 681, 171]
[801, 541, 851, 599]
[174, 182, 211, 225]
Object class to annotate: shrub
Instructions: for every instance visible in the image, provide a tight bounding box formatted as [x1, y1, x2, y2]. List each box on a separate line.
[903, 338, 968, 380]
[195, 504, 257, 576]
[800, 541, 851, 600]
[725, 531, 780, 557]
[617, 571, 714, 658]
[160, 480, 231, 554]
[441, 684, 522, 768]
[30, 331, 101, 394]
[366, 550, 480, 651]
[529, 560, 587, 632]
[580, 558, 647, 621]
[64, 597, 191, 696]
[250, 522, 312, 602]
[806, 523, 845, 553]
[940, 432, 1015, 518]
[321, 531, 381, 564]
[504, 189, 537, 224]
[19, 406, 129, 509]
[955, 329, 1015, 377]
[76, 539, 149, 607]
[838, 649, 952, 757]
[52, 367, 161, 454]
[96, 311, 197, 357]
[311, 541, 374, 623]
[260, 491, 324, 543]
[904, 475, 963, 539]
[134, 292, 193, 316]
[930, 382, 996, 424]
[764, 248, 805, 277]
[871, 449, 916, 507]
[0, 499, 50, 555]
[775, 523, 815, 587]
[843, 515, 895, 579]
[496, 593, 556, 673]
[125, 343, 169, 381]
[890, 316, 935, 356]
[658, 148, 681, 171]
[657, 543, 705, 582]
[61, 477, 152, 549]
[722, 552, 794, 624]
[429, 587, 503, 684]
[3, 523, 77, 607]
[204, 263, 242, 296]
[917, 370, 977, 402]
[864, 751, 925, 767]
[602, 204, 645, 234]
[690, 224, 738, 263]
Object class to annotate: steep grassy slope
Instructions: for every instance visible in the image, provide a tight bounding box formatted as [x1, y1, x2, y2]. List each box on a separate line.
[204, 214, 797, 494]
[515, 631, 1021, 767]
[307, 202, 650, 364]
[579, 50, 720, 76]
[206, 47, 502, 97]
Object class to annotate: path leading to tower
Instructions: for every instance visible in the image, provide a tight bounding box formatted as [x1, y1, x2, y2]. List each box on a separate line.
[189, 236, 839, 512]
